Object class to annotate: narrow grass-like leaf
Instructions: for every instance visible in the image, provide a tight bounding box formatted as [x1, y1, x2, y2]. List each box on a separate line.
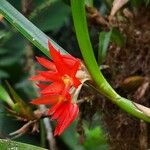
[0, 139, 47, 150]
[0, 0, 68, 58]
[5, 81, 34, 119]
[0, 84, 14, 107]
[98, 30, 112, 65]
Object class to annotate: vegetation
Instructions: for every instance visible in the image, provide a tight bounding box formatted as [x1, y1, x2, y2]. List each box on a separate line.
[0, 0, 150, 149]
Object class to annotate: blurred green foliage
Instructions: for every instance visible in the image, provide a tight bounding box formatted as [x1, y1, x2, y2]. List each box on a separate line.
[0, 0, 107, 149]
[0, 0, 148, 149]
[0, 139, 47, 150]
[84, 127, 108, 150]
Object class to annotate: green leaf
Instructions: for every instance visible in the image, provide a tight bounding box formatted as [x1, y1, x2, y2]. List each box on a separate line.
[71, 0, 150, 123]
[0, 56, 19, 66]
[5, 81, 34, 119]
[0, 139, 47, 150]
[83, 127, 108, 150]
[130, 0, 143, 7]
[0, 84, 14, 107]
[0, 30, 7, 39]
[0, 70, 9, 78]
[0, 0, 68, 58]
[0, 48, 9, 55]
[31, 1, 70, 31]
[98, 30, 112, 65]
[5, 81, 24, 104]
[61, 122, 83, 150]
[111, 28, 125, 47]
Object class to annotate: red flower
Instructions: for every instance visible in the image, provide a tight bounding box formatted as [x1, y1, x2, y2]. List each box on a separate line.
[31, 41, 81, 96]
[30, 41, 82, 135]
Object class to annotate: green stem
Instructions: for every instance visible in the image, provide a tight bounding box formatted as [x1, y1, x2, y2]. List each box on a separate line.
[0, 0, 68, 58]
[71, 0, 150, 122]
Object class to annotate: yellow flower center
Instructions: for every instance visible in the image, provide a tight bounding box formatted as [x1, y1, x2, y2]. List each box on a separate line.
[62, 75, 72, 86]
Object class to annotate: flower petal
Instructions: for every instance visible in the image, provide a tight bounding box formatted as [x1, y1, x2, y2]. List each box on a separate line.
[48, 101, 63, 115]
[54, 103, 79, 136]
[29, 75, 48, 81]
[72, 77, 81, 88]
[31, 95, 59, 105]
[48, 40, 68, 75]
[51, 101, 68, 120]
[62, 55, 80, 68]
[39, 71, 61, 82]
[36, 56, 56, 71]
[54, 105, 70, 135]
[36, 83, 48, 89]
[66, 104, 79, 127]
[70, 60, 80, 77]
[40, 82, 64, 95]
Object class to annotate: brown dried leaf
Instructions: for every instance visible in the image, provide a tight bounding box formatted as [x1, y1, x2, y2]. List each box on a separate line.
[109, 0, 129, 20]
[134, 81, 149, 102]
[120, 76, 145, 92]
[133, 102, 150, 118]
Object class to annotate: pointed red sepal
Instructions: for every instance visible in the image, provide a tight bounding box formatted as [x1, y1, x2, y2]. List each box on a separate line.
[39, 71, 61, 82]
[31, 95, 60, 105]
[70, 60, 80, 76]
[54, 103, 79, 136]
[29, 75, 48, 81]
[36, 83, 48, 89]
[51, 102, 69, 120]
[72, 78, 81, 88]
[40, 82, 64, 95]
[48, 40, 60, 62]
[48, 40, 68, 75]
[47, 101, 63, 115]
[62, 55, 80, 68]
[36, 56, 56, 71]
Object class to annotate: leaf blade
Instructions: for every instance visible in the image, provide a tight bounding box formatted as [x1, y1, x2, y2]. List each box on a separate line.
[0, 0, 68, 58]
[0, 139, 48, 150]
[98, 30, 112, 65]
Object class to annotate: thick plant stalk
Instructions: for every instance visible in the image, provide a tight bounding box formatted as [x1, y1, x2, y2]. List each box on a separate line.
[71, 0, 150, 122]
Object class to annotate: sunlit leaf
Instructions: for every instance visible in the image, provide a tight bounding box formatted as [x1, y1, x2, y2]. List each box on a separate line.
[0, 139, 47, 150]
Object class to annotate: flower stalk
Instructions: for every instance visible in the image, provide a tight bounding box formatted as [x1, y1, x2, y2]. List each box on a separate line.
[70, 0, 150, 122]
